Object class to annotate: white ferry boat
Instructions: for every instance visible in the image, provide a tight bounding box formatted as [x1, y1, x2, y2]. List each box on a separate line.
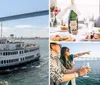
[0, 34, 40, 68]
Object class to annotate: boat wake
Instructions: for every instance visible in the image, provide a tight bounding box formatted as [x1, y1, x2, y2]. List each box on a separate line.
[35, 65, 41, 68]
[83, 75, 89, 78]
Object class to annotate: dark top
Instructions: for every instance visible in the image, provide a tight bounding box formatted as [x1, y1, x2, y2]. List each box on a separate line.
[60, 54, 74, 69]
[60, 54, 74, 85]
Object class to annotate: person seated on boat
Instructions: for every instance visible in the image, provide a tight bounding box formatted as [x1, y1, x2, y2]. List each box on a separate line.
[50, 42, 91, 85]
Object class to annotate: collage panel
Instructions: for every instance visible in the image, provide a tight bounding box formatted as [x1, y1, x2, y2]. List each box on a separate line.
[50, 42, 100, 85]
[50, 0, 100, 85]
[0, 0, 100, 85]
[50, 0, 100, 42]
[0, 0, 49, 85]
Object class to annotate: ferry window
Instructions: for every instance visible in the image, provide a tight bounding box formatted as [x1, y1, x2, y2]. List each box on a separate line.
[13, 59, 15, 62]
[6, 52, 7, 55]
[25, 57, 27, 59]
[9, 60, 11, 63]
[0, 52, 2, 55]
[24, 50, 28, 53]
[30, 49, 34, 52]
[11, 52, 13, 55]
[8, 52, 10, 55]
[3, 52, 6, 56]
[25, 55, 34, 60]
[8, 52, 9, 55]
[4, 60, 6, 64]
[16, 44, 21, 48]
[11, 60, 13, 63]
[7, 60, 9, 63]
[15, 59, 19, 62]
[12, 52, 14, 55]
[10, 52, 12, 55]
[14, 59, 16, 62]
[1, 60, 3, 64]
[12, 60, 14, 62]
[10, 52, 11, 55]
[22, 51, 23, 54]
[14, 52, 15, 54]
[13, 52, 15, 55]
[20, 51, 22, 54]
[15, 51, 18, 54]
[14, 52, 16, 54]
[20, 58, 22, 61]
[23, 58, 24, 61]
[17, 59, 19, 61]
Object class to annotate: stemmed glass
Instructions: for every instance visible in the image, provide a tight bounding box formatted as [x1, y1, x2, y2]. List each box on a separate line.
[84, 16, 94, 40]
[84, 16, 90, 29]
[83, 62, 90, 77]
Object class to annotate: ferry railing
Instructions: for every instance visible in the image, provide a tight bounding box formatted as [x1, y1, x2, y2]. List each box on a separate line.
[71, 79, 76, 85]
[66, 79, 76, 85]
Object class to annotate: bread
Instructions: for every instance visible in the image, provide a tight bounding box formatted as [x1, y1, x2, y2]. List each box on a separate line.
[61, 26, 68, 30]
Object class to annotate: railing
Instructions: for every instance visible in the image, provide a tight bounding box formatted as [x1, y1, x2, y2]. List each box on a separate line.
[66, 79, 76, 85]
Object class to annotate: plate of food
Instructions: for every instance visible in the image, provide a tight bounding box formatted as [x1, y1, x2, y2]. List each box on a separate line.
[50, 31, 75, 42]
[50, 25, 69, 33]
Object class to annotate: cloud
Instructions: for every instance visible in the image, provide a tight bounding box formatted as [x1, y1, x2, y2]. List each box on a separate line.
[3, 29, 49, 37]
[1, 26, 48, 37]
[14, 25, 49, 30]
[15, 25, 33, 29]
[2, 27, 13, 30]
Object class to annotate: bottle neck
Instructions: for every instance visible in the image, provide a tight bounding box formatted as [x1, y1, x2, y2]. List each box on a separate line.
[71, 0, 74, 5]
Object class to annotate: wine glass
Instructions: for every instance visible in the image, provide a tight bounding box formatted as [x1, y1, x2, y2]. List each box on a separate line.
[83, 62, 90, 77]
[84, 16, 90, 29]
[84, 16, 94, 40]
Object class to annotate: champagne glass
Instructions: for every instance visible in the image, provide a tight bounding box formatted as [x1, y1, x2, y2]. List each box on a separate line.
[84, 16, 94, 40]
[88, 16, 94, 40]
[83, 62, 90, 77]
[84, 16, 89, 29]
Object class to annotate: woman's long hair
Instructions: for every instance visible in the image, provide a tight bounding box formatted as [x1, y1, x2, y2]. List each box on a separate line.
[60, 47, 69, 69]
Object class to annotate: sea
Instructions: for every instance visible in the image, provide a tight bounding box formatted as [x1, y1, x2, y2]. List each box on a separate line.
[75, 60, 100, 85]
[0, 39, 49, 85]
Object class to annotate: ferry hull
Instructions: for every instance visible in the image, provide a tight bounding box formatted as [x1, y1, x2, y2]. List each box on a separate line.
[0, 55, 40, 70]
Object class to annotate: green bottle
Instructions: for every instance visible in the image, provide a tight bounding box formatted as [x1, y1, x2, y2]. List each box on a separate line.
[68, 10, 78, 35]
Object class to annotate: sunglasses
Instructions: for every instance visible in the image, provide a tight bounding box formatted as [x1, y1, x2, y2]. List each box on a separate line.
[66, 49, 70, 52]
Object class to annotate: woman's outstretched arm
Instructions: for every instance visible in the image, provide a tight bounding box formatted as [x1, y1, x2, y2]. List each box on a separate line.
[74, 51, 91, 58]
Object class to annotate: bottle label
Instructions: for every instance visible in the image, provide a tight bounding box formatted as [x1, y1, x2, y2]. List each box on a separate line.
[70, 20, 77, 31]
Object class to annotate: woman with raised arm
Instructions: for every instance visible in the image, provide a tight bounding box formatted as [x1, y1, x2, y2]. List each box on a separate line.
[60, 47, 90, 70]
[60, 47, 91, 85]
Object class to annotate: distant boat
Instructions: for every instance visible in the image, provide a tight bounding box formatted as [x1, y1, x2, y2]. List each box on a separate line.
[0, 34, 40, 69]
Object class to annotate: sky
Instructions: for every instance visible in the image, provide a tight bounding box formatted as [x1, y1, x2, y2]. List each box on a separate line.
[0, 0, 49, 37]
[61, 43, 100, 58]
